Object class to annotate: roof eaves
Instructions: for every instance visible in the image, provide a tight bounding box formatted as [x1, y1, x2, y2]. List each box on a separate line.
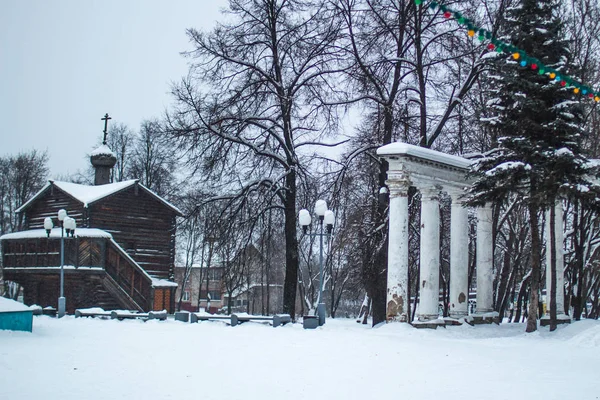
[15, 182, 52, 213]
[137, 183, 184, 216]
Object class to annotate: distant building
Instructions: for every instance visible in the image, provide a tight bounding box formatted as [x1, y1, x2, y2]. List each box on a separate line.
[174, 265, 224, 313]
[0, 126, 182, 313]
[174, 244, 284, 315]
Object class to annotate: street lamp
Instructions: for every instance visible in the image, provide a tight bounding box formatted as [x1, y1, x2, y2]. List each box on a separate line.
[299, 200, 335, 326]
[46, 209, 76, 318]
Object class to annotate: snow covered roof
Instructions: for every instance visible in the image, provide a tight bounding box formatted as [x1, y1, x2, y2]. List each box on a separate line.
[151, 278, 178, 288]
[53, 180, 138, 207]
[377, 142, 473, 170]
[0, 297, 31, 313]
[0, 228, 112, 241]
[90, 144, 116, 158]
[16, 179, 183, 216]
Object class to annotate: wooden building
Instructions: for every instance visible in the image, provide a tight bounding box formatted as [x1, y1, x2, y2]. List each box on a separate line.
[0, 140, 182, 313]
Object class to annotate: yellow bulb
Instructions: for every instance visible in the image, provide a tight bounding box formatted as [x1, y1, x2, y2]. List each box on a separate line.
[512, 52, 520, 60]
[549, 72, 556, 79]
[595, 96, 600, 102]
[467, 30, 475, 37]
[574, 88, 580, 94]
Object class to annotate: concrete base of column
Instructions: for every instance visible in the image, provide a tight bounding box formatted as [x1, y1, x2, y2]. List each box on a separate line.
[540, 315, 571, 326]
[442, 317, 464, 326]
[466, 312, 500, 325]
[412, 318, 446, 329]
[449, 311, 468, 319]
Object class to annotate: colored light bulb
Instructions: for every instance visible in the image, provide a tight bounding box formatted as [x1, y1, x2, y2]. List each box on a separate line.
[467, 30, 475, 37]
[513, 52, 520, 60]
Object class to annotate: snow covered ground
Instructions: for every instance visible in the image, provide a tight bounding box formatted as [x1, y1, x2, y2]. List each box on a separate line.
[1, 316, 599, 400]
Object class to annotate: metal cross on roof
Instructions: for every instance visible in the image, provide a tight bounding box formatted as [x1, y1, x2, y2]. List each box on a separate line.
[101, 113, 112, 145]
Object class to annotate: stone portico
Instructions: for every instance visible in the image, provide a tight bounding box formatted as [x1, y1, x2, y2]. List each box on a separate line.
[378, 142, 569, 327]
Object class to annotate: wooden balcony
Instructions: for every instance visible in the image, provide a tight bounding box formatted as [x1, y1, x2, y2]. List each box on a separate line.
[1, 229, 175, 313]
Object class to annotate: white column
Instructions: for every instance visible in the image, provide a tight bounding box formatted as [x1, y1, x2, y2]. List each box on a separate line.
[449, 193, 469, 318]
[545, 201, 566, 316]
[417, 186, 441, 321]
[475, 204, 494, 314]
[386, 174, 411, 322]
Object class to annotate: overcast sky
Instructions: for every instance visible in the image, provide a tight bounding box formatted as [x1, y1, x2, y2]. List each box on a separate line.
[0, 0, 228, 178]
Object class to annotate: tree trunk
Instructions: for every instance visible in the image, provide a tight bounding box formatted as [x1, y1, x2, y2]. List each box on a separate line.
[573, 201, 585, 320]
[526, 202, 541, 333]
[549, 204, 558, 331]
[282, 170, 300, 320]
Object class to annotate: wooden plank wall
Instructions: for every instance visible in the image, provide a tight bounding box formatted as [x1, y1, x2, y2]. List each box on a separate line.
[24, 187, 87, 230]
[88, 186, 177, 280]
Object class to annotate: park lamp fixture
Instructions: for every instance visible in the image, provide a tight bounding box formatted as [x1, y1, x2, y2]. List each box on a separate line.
[299, 200, 335, 234]
[56, 209, 75, 318]
[64, 216, 76, 237]
[298, 199, 335, 327]
[44, 217, 53, 237]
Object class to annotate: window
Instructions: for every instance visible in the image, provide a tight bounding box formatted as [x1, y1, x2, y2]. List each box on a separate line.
[200, 290, 221, 301]
[182, 291, 190, 302]
[208, 269, 222, 281]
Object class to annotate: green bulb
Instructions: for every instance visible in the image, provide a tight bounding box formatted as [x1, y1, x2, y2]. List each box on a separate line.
[538, 69, 545, 75]
[415, 0, 422, 5]
[478, 35, 485, 41]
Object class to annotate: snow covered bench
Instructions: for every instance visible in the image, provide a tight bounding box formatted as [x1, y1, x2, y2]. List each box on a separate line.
[109, 310, 167, 321]
[190, 313, 231, 324]
[190, 312, 291, 327]
[232, 313, 292, 327]
[75, 308, 112, 318]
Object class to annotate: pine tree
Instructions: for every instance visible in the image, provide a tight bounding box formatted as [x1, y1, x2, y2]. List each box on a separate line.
[468, 0, 595, 332]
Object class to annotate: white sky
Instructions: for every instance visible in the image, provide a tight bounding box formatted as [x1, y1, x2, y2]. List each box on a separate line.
[0, 0, 227, 178]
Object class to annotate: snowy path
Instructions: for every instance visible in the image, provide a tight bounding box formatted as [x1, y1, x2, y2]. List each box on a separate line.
[1, 317, 599, 400]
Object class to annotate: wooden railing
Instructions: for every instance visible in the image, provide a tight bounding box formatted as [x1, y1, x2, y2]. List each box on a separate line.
[2, 236, 153, 312]
[1, 237, 104, 269]
[104, 239, 153, 311]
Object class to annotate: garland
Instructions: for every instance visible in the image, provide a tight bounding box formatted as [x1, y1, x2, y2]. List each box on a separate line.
[415, 0, 600, 102]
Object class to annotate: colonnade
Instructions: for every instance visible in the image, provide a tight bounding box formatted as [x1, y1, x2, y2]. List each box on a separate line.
[385, 176, 495, 323]
[378, 142, 568, 325]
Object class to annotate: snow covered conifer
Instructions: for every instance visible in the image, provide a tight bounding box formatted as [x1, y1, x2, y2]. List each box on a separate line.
[469, 0, 598, 332]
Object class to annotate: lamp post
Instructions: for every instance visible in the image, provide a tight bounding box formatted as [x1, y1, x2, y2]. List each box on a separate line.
[299, 200, 335, 326]
[44, 209, 76, 318]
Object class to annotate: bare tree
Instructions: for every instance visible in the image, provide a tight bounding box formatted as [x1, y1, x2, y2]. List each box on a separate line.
[167, 0, 345, 318]
[129, 119, 178, 198]
[107, 122, 135, 183]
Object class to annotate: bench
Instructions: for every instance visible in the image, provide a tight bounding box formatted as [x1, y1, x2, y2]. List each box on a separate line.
[75, 308, 112, 318]
[190, 313, 232, 324]
[232, 314, 292, 327]
[190, 313, 291, 327]
[111, 310, 167, 321]
[75, 309, 167, 321]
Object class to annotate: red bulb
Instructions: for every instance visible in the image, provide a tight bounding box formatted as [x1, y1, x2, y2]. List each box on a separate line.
[589, 93, 595, 98]
[531, 63, 538, 70]
[487, 43, 495, 50]
[444, 11, 451, 18]
[560, 81, 566, 87]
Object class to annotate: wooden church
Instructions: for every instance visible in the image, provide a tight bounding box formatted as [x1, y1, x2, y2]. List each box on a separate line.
[0, 117, 182, 313]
